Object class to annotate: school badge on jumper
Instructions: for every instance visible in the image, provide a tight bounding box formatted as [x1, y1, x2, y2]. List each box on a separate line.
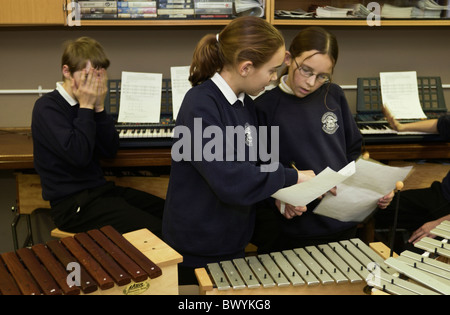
[321, 112, 339, 134]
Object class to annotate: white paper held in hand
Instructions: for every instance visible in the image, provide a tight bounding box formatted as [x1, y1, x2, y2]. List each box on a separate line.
[272, 161, 356, 214]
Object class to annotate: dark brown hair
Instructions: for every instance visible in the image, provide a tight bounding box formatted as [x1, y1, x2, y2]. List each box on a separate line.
[61, 36, 110, 78]
[286, 27, 339, 110]
[288, 26, 338, 69]
[189, 16, 285, 86]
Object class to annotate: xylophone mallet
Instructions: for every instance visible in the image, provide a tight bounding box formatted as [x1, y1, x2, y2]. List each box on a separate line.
[389, 181, 404, 257]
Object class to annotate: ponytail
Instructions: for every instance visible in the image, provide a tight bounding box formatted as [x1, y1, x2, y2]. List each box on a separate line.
[189, 16, 284, 87]
[189, 34, 223, 87]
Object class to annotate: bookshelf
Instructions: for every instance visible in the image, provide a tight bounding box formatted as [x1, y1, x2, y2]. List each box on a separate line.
[269, 0, 450, 26]
[0, 0, 449, 27]
[67, 0, 270, 27]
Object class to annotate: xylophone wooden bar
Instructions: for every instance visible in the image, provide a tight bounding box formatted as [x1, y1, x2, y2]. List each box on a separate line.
[100, 225, 162, 279]
[31, 244, 80, 295]
[61, 236, 115, 291]
[74, 232, 131, 287]
[16, 248, 62, 295]
[0, 256, 22, 295]
[46, 239, 98, 294]
[1, 251, 41, 295]
[0, 227, 182, 295]
[87, 229, 148, 283]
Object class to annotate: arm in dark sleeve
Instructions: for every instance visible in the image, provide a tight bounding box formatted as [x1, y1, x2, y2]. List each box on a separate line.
[339, 88, 363, 161]
[94, 110, 119, 158]
[33, 98, 97, 168]
[437, 115, 450, 141]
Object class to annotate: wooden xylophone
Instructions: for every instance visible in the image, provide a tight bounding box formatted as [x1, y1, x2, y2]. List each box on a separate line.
[195, 238, 397, 295]
[0, 226, 183, 295]
[369, 221, 450, 295]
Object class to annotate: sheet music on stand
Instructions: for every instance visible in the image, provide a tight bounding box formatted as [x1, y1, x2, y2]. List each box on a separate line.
[117, 71, 162, 123]
[170, 66, 191, 121]
[380, 71, 427, 120]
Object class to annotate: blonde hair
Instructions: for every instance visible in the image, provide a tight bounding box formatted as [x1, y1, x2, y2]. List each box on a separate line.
[189, 17, 284, 86]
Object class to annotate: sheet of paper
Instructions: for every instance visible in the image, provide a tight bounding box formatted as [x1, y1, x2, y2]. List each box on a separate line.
[118, 71, 162, 123]
[313, 158, 412, 222]
[271, 161, 355, 208]
[170, 66, 191, 121]
[380, 71, 427, 119]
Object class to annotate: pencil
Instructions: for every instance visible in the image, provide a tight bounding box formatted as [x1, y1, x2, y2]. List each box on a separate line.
[290, 161, 299, 172]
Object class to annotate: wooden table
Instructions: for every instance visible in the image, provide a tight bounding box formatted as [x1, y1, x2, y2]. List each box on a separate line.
[0, 129, 172, 170]
[1, 129, 449, 170]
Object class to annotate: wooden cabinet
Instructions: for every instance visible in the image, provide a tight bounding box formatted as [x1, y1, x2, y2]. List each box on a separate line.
[0, 0, 65, 25]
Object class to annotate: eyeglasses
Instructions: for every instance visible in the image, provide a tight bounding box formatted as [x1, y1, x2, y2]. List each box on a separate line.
[293, 58, 331, 84]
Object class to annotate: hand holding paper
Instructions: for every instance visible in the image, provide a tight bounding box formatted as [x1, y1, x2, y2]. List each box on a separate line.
[313, 158, 412, 222]
[271, 161, 356, 212]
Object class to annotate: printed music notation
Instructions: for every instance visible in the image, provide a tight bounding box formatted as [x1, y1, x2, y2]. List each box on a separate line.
[117, 71, 162, 123]
[170, 66, 191, 121]
[380, 71, 427, 120]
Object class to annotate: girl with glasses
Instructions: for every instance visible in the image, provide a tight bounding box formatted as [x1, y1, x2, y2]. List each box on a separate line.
[252, 27, 394, 253]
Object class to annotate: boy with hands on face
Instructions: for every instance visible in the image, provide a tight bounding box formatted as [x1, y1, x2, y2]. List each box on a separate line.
[32, 37, 165, 236]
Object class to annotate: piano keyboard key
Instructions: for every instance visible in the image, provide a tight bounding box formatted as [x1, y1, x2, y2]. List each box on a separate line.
[357, 122, 431, 136]
[118, 127, 174, 139]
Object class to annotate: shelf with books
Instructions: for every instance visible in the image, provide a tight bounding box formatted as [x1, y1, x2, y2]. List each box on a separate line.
[268, 0, 450, 26]
[70, 0, 269, 27]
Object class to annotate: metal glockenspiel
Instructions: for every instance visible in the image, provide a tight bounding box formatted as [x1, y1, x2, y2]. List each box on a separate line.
[369, 221, 450, 295]
[195, 238, 396, 295]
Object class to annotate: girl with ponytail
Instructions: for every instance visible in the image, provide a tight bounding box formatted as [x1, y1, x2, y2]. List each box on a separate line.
[163, 17, 309, 284]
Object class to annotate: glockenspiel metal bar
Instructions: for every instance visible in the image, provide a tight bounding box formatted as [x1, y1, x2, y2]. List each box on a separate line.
[245, 256, 276, 288]
[258, 254, 290, 287]
[282, 250, 319, 286]
[340, 240, 391, 276]
[305, 246, 348, 284]
[373, 269, 439, 295]
[350, 238, 395, 275]
[294, 248, 334, 285]
[328, 242, 369, 280]
[430, 228, 450, 239]
[220, 260, 246, 290]
[232, 258, 261, 289]
[401, 250, 450, 273]
[421, 236, 450, 251]
[396, 256, 450, 282]
[207, 263, 231, 291]
[435, 220, 450, 232]
[270, 252, 305, 286]
[368, 278, 418, 295]
[385, 257, 450, 295]
[317, 244, 362, 284]
[415, 238, 450, 258]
